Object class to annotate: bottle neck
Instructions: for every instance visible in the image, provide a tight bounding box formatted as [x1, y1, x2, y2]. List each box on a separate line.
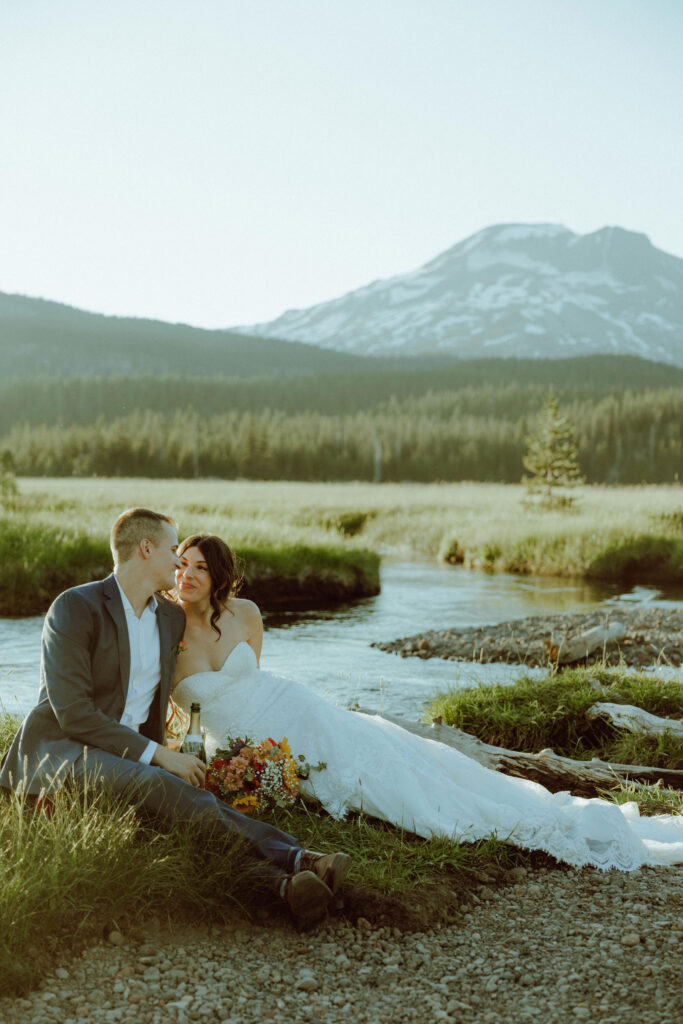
[188, 711, 201, 735]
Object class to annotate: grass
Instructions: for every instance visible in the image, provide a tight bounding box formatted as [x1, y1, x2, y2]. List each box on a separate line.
[239, 544, 380, 609]
[13, 477, 683, 583]
[427, 666, 683, 769]
[585, 534, 683, 582]
[0, 776, 259, 996]
[0, 519, 113, 616]
[0, 709, 18, 756]
[600, 778, 683, 816]
[0, 516, 380, 616]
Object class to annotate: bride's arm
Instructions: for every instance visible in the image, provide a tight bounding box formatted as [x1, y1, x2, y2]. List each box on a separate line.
[243, 600, 264, 666]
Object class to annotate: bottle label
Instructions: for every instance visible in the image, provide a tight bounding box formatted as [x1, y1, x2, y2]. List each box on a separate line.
[182, 736, 207, 763]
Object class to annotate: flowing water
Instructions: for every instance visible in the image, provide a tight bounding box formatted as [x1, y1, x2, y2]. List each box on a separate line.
[1, 560, 681, 722]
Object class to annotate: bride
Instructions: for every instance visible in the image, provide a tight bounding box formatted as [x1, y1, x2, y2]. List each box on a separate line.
[172, 534, 683, 872]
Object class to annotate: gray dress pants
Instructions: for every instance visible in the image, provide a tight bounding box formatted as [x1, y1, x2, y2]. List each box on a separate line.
[72, 748, 301, 872]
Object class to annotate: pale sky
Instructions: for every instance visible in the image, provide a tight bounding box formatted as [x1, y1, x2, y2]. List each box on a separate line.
[1, 0, 681, 329]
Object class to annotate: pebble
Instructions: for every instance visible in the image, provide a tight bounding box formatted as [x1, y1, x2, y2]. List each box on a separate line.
[374, 607, 683, 668]
[1, 865, 681, 1024]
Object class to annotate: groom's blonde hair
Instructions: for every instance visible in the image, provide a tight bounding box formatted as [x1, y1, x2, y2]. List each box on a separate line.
[110, 508, 175, 564]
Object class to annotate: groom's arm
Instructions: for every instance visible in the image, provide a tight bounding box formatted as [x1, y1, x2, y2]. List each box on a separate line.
[42, 591, 151, 761]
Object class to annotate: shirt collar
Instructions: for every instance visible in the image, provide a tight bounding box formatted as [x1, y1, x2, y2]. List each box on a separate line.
[114, 575, 158, 617]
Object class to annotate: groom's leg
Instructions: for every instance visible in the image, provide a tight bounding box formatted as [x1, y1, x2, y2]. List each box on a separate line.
[71, 749, 302, 871]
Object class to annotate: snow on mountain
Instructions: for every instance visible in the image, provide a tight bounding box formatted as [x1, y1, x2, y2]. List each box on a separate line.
[236, 224, 683, 365]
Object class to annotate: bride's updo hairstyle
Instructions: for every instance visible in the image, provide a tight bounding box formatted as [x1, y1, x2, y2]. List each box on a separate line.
[177, 533, 243, 637]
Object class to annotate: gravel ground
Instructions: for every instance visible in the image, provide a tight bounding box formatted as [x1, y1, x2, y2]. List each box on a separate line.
[373, 607, 683, 668]
[3, 865, 681, 1024]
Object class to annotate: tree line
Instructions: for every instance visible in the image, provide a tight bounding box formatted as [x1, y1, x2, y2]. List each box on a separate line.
[1, 355, 682, 433]
[4, 387, 682, 483]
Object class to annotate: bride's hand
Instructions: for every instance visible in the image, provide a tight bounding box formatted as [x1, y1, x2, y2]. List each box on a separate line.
[152, 745, 206, 787]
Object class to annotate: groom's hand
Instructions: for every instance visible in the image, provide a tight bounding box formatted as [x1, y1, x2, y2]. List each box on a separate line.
[152, 745, 206, 787]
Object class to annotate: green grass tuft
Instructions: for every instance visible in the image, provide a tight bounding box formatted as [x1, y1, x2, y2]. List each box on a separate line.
[586, 534, 683, 582]
[1, 710, 21, 758]
[600, 779, 683, 816]
[427, 667, 683, 767]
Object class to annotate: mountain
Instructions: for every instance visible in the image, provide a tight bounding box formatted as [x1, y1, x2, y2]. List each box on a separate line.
[236, 224, 683, 365]
[0, 291, 371, 379]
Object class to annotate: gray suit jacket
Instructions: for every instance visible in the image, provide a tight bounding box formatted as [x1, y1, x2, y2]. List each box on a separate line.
[0, 574, 186, 795]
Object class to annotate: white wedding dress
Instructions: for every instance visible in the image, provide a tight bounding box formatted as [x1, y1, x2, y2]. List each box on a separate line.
[173, 642, 683, 871]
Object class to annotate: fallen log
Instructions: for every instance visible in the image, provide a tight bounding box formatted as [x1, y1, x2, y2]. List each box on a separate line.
[354, 707, 683, 797]
[549, 621, 628, 665]
[587, 701, 683, 738]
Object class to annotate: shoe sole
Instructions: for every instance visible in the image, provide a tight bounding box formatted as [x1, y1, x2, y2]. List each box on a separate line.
[318, 852, 352, 895]
[287, 871, 333, 931]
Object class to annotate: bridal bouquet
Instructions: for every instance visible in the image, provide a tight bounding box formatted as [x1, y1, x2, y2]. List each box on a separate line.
[205, 735, 300, 813]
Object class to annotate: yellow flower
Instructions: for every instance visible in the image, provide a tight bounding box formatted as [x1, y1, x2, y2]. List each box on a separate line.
[280, 737, 292, 755]
[232, 794, 259, 814]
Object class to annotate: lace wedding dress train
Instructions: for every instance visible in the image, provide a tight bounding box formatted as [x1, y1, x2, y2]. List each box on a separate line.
[173, 642, 683, 871]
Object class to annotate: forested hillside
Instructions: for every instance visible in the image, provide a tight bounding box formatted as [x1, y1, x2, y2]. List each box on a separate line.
[0, 290, 371, 378]
[1, 355, 681, 432]
[5, 376, 682, 484]
[2, 350, 681, 483]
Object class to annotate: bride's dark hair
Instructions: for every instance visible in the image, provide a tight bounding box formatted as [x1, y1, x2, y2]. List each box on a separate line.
[177, 533, 243, 637]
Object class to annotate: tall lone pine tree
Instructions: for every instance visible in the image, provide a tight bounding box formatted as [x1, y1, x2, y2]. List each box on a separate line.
[523, 390, 584, 508]
[0, 451, 17, 509]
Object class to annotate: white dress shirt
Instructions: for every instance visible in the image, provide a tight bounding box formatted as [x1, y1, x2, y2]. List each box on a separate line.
[114, 577, 161, 765]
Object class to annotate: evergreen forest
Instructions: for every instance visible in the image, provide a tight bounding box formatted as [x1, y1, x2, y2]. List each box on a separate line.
[2, 354, 682, 483]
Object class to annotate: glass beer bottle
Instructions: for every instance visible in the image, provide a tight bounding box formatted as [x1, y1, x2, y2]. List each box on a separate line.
[182, 702, 207, 764]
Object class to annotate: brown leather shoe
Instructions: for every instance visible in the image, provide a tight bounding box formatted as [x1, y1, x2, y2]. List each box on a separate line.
[298, 851, 352, 895]
[284, 871, 333, 931]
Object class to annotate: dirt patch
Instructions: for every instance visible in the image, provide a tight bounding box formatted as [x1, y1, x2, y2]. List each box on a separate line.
[339, 851, 564, 931]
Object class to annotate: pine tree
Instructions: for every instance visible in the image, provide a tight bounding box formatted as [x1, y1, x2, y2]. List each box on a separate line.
[522, 390, 584, 508]
[0, 450, 18, 508]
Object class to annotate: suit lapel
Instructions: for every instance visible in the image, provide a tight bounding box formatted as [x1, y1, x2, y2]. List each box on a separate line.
[103, 574, 131, 702]
[156, 599, 173, 705]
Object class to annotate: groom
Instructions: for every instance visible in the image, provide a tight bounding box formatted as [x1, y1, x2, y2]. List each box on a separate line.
[0, 507, 350, 929]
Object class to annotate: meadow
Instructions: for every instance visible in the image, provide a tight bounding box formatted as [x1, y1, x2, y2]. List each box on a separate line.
[6, 478, 683, 606]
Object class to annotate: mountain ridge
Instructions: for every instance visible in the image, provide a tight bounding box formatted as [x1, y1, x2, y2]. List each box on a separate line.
[236, 223, 683, 365]
[0, 290, 373, 379]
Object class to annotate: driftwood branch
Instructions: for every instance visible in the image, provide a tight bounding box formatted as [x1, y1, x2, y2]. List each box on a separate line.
[354, 707, 683, 797]
[549, 621, 628, 665]
[587, 702, 683, 738]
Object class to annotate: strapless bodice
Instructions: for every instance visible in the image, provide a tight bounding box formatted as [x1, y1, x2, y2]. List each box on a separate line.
[172, 641, 260, 753]
[177, 641, 258, 689]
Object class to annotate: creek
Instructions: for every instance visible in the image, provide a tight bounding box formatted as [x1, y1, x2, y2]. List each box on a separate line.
[1, 560, 681, 722]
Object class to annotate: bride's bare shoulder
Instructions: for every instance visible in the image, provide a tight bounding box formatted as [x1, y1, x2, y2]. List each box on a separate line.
[224, 597, 262, 623]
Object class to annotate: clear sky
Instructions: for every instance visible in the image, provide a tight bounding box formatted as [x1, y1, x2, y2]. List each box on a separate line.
[1, 0, 681, 328]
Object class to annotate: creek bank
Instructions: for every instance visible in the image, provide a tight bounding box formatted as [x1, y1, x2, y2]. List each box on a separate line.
[374, 607, 683, 668]
[240, 547, 380, 611]
[0, 517, 380, 615]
